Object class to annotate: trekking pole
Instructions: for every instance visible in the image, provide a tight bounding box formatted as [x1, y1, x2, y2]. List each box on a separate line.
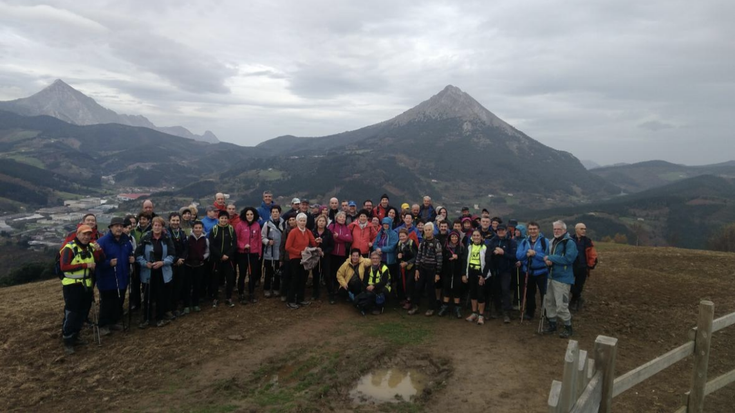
[92, 287, 101, 346]
[538, 266, 553, 334]
[114, 265, 121, 299]
[126, 263, 133, 332]
[146, 261, 153, 325]
[520, 257, 531, 323]
[515, 267, 520, 310]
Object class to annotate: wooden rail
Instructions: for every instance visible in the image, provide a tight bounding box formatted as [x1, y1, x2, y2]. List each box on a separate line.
[547, 300, 735, 413]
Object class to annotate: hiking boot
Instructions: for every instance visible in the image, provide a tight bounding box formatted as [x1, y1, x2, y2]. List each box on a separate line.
[454, 306, 462, 319]
[559, 324, 573, 338]
[182, 307, 190, 315]
[371, 309, 381, 316]
[273, 290, 280, 297]
[512, 304, 520, 311]
[73, 336, 88, 346]
[402, 302, 412, 310]
[64, 343, 75, 355]
[193, 306, 201, 313]
[287, 302, 300, 309]
[407, 305, 419, 315]
[239, 294, 247, 304]
[425, 309, 435, 317]
[437, 304, 449, 317]
[543, 321, 558, 335]
[477, 315, 485, 326]
[570, 301, 579, 312]
[280, 296, 287, 302]
[264, 290, 272, 298]
[138, 320, 150, 329]
[98, 326, 111, 337]
[164, 311, 176, 321]
[466, 312, 479, 322]
[503, 312, 511, 324]
[156, 319, 170, 328]
[226, 299, 235, 308]
[298, 300, 311, 306]
[172, 310, 181, 318]
[329, 296, 336, 305]
[109, 323, 124, 331]
[212, 300, 219, 308]
[251, 295, 258, 304]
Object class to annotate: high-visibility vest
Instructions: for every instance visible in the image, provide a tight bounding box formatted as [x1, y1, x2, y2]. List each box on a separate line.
[368, 264, 391, 292]
[469, 244, 484, 269]
[61, 242, 96, 287]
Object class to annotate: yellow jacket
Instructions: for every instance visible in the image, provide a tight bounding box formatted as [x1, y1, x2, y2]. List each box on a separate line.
[336, 257, 371, 290]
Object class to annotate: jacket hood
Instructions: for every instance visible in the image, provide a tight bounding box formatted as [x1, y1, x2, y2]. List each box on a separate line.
[516, 224, 527, 238]
[381, 217, 393, 226]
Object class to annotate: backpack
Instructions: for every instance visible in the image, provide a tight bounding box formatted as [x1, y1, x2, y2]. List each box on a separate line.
[211, 224, 234, 239]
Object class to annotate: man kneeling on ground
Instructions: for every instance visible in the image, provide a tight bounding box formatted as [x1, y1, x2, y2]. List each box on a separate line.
[354, 251, 392, 316]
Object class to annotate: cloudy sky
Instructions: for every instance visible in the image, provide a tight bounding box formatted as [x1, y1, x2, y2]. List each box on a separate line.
[0, 0, 732, 165]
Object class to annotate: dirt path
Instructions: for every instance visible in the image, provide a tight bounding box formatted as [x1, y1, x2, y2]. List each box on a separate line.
[1, 243, 734, 412]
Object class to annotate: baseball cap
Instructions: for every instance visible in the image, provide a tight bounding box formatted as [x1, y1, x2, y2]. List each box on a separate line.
[77, 225, 93, 235]
[291, 198, 300, 204]
[348, 201, 357, 207]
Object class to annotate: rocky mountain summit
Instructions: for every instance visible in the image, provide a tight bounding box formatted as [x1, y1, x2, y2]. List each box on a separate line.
[0, 80, 218, 143]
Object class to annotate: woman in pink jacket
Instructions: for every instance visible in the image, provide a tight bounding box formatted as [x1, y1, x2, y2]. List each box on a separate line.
[236, 207, 262, 304]
[348, 209, 377, 258]
[328, 211, 353, 304]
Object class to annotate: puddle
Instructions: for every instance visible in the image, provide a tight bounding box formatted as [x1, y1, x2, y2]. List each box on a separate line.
[349, 368, 428, 404]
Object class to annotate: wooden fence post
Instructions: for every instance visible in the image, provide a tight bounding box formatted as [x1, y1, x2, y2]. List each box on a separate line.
[687, 300, 714, 413]
[560, 340, 580, 411]
[594, 335, 618, 413]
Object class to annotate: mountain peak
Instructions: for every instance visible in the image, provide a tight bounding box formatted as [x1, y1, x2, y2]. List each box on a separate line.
[388, 85, 519, 136]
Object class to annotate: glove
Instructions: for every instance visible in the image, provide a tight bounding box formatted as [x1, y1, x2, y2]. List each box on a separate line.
[348, 291, 355, 302]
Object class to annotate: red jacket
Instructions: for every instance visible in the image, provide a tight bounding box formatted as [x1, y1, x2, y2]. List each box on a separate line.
[285, 227, 316, 259]
[348, 221, 377, 255]
[236, 221, 262, 256]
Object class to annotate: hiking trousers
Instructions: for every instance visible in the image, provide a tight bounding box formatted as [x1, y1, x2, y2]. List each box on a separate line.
[571, 266, 588, 304]
[327, 254, 345, 299]
[263, 259, 281, 292]
[237, 253, 261, 296]
[544, 279, 572, 324]
[525, 274, 547, 318]
[99, 288, 126, 327]
[492, 271, 512, 312]
[411, 266, 438, 310]
[184, 264, 205, 307]
[62, 283, 93, 342]
[287, 258, 307, 303]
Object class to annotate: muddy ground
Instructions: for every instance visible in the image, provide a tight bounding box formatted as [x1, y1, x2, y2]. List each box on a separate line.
[1, 243, 734, 412]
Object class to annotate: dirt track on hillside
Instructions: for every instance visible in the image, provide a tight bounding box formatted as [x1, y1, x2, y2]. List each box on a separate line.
[1, 243, 734, 412]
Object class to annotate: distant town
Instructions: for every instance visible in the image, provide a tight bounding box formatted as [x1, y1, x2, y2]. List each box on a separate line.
[0, 189, 162, 250]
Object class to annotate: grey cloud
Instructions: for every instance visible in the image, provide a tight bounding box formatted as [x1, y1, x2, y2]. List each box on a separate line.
[638, 120, 675, 131]
[108, 31, 236, 94]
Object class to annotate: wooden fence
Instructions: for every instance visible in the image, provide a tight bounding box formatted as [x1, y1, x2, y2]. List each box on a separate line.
[547, 300, 735, 413]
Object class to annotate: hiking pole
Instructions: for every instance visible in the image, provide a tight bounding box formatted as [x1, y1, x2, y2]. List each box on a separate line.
[538, 266, 553, 334]
[515, 267, 520, 310]
[92, 287, 101, 346]
[520, 257, 531, 323]
[126, 263, 133, 332]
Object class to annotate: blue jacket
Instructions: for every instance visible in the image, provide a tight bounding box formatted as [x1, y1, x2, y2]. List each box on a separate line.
[96, 232, 133, 291]
[393, 224, 421, 241]
[546, 233, 578, 285]
[373, 228, 399, 265]
[516, 235, 549, 277]
[257, 201, 274, 226]
[135, 231, 176, 284]
[201, 216, 218, 235]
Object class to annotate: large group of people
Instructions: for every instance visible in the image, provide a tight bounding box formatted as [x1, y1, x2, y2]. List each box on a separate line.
[57, 191, 598, 355]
